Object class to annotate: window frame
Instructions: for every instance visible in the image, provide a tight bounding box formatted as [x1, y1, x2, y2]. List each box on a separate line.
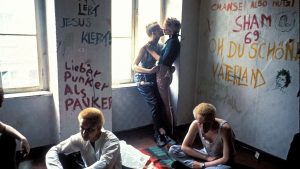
[112, 0, 167, 86]
[0, 0, 48, 94]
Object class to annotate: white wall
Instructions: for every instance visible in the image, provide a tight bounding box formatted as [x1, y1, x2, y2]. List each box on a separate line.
[195, 0, 299, 159]
[55, 0, 112, 140]
[0, 0, 299, 161]
[0, 93, 58, 148]
[174, 0, 201, 125]
[112, 86, 152, 131]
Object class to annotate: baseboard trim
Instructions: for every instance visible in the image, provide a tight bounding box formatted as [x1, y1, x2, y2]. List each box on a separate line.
[235, 140, 286, 167]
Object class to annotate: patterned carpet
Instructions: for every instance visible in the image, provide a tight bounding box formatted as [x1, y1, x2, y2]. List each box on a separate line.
[140, 146, 175, 169]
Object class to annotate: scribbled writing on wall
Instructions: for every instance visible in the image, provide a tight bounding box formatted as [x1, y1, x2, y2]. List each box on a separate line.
[60, 18, 91, 28]
[232, 14, 271, 44]
[60, 0, 111, 47]
[64, 61, 111, 111]
[78, 0, 100, 16]
[275, 12, 297, 32]
[207, 0, 299, 88]
[210, 38, 299, 61]
[210, 0, 295, 12]
[81, 31, 111, 46]
[213, 63, 265, 88]
[209, 38, 298, 88]
[275, 69, 291, 91]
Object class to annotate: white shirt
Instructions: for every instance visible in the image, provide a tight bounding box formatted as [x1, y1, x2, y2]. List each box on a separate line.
[46, 128, 122, 169]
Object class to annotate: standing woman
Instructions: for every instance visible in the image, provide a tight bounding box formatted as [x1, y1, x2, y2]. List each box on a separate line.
[147, 17, 181, 136]
[132, 22, 169, 146]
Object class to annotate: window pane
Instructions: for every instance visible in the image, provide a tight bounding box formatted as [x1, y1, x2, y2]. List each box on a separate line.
[137, 0, 161, 48]
[112, 0, 132, 37]
[112, 38, 132, 84]
[0, 0, 36, 34]
[0, 36, 39, 88]
[112, 0, 132, 84]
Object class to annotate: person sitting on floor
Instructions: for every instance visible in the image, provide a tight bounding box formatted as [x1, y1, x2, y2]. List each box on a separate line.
[168, 102, 235, 169]
[45, 107, 122, 169]
[0, 87, 30, 169]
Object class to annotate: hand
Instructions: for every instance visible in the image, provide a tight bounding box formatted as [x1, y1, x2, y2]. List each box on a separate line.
[192, 161, 202, 168]
[206, 156, 216, 161]
[149, 66, 160, 73]
[20, 137, 30, 157]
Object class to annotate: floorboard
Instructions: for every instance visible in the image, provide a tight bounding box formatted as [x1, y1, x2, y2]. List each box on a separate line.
[17, 124, 285, 169]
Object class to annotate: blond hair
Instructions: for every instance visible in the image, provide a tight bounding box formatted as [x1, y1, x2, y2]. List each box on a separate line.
[78, 107, 105, 127]
[146, 21, 161, 37]
[193, 102, 216, 120]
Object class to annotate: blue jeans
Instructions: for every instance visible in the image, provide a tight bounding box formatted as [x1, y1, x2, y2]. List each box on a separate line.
[168, 145, 232, 169]
[135, 74, 164, 136]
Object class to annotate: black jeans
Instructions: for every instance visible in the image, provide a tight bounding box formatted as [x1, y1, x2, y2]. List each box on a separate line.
[59, 152, 85, 169]
[59, 152, 131, 169]
[0, 133, 17, 169]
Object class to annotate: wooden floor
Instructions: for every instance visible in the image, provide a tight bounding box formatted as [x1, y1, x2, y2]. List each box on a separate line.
[17, 124, 285, 169]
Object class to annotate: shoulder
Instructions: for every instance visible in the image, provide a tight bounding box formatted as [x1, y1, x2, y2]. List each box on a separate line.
[0, 121, 5, 132]
[217, 120, 233, 137]
[166, 37, 180, 49]
[189, 120, 199, 131]
[191, 120, 198, 126]
[102, 128, 119, 141]
[171, 35, 180, 43]
[66, 133, 84, 144]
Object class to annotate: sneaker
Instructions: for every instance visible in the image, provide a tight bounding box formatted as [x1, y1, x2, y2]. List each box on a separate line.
[164, 135, 177, 145]
[155, 134, 167, 147]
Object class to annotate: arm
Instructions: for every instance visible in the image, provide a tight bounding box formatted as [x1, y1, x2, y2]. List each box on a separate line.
[159, 39, 180, 65]
[0, 122, 30, 156]
[132, 45, 159, 74]
[86, 135, 120, 169]
[202, 124, 235, 168]
[45, 134, 80, 169]
[146, 45, 160, 61]
[181, 120, 208, 160]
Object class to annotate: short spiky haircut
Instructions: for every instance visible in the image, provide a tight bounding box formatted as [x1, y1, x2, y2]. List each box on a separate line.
[164, 17, 181, 33]
[146, 21, 160, 37]
[193, 102, 216, 120]
[78, 107, 105, 127]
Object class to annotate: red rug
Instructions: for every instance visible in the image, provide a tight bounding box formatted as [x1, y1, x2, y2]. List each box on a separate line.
[140, 146, 174, 169]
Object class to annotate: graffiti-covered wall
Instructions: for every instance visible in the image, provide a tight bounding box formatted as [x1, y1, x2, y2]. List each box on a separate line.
[196, 0, 299, 159]
[55, 0, 112, 140]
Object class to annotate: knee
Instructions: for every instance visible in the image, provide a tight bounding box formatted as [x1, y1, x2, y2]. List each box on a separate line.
[0, 134, 16, 148]
[168, 145, 181, 155]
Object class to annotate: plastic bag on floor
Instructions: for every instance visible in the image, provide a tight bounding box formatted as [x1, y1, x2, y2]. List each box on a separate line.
[120, 140, 150, 169]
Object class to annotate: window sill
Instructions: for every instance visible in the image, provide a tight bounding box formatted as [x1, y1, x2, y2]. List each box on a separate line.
[112, 83, 137, 89]
[4, 91, 52, 99]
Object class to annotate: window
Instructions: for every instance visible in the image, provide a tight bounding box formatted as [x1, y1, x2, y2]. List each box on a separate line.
[111, 0, 166, 85]
[0, 0, 47, 93]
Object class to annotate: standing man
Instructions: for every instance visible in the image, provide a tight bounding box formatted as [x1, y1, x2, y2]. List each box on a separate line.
[132, 21, 174, 147]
